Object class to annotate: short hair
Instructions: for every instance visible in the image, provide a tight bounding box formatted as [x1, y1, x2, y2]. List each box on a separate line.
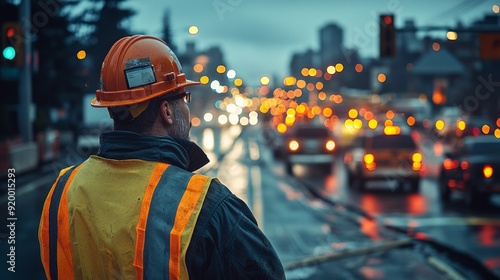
[109, 95, 181, 134]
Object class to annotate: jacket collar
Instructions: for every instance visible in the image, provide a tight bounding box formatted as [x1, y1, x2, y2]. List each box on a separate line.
[97, 130, 210, 172]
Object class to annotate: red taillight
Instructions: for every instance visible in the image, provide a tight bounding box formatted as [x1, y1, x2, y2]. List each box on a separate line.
[443, 158, 458, 170]
[483, 165, 494, 179]
[460, 161, 469, 170]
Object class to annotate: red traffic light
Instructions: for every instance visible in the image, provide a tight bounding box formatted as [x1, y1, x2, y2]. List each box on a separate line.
[383, 16, 393, 25]
[6, 27, 15, 38]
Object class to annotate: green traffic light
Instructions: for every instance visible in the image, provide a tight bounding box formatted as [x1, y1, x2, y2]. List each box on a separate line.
[3, 46, 16, 60]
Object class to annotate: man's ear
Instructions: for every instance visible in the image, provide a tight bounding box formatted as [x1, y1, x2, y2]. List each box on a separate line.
[160, 100, 174, 126]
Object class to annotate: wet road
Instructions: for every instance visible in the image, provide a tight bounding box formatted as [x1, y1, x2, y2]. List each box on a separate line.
[287, 130, 500, 278]
[0, 125, 499, 279]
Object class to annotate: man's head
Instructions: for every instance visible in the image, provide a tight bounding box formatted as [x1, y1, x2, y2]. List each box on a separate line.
[90, 35, 200, 139]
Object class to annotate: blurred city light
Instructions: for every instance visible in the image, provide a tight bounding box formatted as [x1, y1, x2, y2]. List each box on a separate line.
[283, 76, 296, 86]
[432, 42, 440, 51]
[482, 125, 490, 134]
[276, 123, 287, 134]
[216, 65, 226, 73]
[323, 107, 333, 117]
[234, 78, 243, 86]
[435, 120, 445, 131]
[239, 116, 249, 126]
[493, 4, 500, 13]
[200, 76, 209, 84]
[76, 50, 86, 60]
[188, 25, 199, 35]
[191, 117, 201, 127]
[386, 110, 395, 119]
[193, 63, 203, 73]
[355, 63, 363, 73]
[353, 119, 362, 129]
[210, 80, 220, 90]
[407, 116, 416, 126]
[348, 108, 358, 119]
[335, 63, 344, 72]
[377, 73, 387, 83]
[203, 112, 213, 122]
[218, 115, 228, 125]
[447, 31, 458, 41]
[227, 69, 236, 79]
[368, 119, 378, 129]
[457, 120, 466, 131]
[260, 76, 270, 85]
[326, 65, 336, 74]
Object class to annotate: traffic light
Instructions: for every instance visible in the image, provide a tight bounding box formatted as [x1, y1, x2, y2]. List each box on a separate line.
[379, 14, 396, 57]
[1, 22, 23, 67]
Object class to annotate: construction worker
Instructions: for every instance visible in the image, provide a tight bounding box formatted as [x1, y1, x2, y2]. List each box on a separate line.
[39, 35, 285, 279]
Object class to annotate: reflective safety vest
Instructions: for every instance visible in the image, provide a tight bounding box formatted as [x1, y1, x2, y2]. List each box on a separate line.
[39, 157, 213, 280]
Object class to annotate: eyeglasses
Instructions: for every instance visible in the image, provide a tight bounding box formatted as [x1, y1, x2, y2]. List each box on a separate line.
[163, 91, 191, 104]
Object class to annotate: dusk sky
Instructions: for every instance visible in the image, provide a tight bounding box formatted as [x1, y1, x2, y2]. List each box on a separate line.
[121, 0, 497, 86]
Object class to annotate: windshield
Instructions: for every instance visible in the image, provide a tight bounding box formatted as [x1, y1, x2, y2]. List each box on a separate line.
[369, 135, 417, 149]
[470, 142, 500, 155]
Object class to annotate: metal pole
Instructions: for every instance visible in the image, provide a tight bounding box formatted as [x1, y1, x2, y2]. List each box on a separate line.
[19, 0, 32, 142]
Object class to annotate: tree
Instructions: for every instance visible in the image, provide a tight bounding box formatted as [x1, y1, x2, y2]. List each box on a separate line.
[30, 0, 82, 132]
[71, 0, 135, 91]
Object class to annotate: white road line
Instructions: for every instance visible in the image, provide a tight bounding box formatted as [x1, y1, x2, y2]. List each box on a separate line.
[251, 165, 263, 230]
[381, 216, 500, 228]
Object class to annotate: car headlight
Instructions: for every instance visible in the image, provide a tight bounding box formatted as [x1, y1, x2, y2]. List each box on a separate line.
[325, 140, 336, 151]
[289, 140, 299, 151]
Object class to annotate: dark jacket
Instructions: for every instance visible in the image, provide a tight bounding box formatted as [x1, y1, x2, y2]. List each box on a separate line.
[39, 130, 285, 280]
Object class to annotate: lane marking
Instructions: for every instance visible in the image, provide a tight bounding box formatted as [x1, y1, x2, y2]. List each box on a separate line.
[382, 216, 500, 228]
[251, 166, 263, 230]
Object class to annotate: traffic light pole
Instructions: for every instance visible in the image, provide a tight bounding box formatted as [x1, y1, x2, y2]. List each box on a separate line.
[19, 0, 32, 142]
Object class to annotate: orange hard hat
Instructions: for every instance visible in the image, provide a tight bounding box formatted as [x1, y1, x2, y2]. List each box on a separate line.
[91, 35, 199, 107]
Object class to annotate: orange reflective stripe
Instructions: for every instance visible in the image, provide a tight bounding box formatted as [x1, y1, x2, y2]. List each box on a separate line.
[56, 164, 84, 279]
[169, 174, 211, 280]
[39, 166, 74, 280]
[134, 163, 170, 280]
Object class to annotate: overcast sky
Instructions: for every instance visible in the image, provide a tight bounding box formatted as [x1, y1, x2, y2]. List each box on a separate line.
[122, 0, 496, 86]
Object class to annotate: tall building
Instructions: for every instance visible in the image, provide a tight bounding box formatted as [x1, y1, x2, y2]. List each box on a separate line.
[319, 23, 344, 68]
[289, 49, 316, 78]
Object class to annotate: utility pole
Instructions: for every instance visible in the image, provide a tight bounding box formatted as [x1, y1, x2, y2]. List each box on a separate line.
[19, 0, 32, 142]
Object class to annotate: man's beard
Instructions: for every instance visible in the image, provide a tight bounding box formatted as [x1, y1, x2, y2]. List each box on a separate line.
[171, 102, 191, 140]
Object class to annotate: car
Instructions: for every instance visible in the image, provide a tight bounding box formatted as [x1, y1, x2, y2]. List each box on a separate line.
[282, 125, 337, 175]
[460, 115, 494, 137]
[438, 135, 500, 207]
[432, 106, 467, 141]
[344, 129, 422, 192]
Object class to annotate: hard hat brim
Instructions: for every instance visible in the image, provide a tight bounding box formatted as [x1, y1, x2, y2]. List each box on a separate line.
[90, 80, 200, 107]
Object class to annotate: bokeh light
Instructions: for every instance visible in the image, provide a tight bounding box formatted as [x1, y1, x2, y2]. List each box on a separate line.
[188, 25, 199, 35]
